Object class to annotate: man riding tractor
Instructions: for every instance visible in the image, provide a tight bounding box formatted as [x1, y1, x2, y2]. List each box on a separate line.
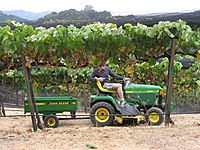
[89, 63, 170, 126]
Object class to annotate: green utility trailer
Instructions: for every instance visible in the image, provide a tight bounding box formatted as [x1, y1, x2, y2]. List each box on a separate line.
[24, 96, 78, 128]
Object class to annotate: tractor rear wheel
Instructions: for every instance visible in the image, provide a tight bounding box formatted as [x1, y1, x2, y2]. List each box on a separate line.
[90, 102, 115, 127]
[147, 107, 164, 125]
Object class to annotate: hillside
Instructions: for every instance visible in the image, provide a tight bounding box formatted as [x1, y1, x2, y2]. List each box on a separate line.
[34, 9, 200, 28]
[37, 9, 111, 22]
[3, 10, 50, 20]
[0, 9, 200, 28]
[137, 10, 200, 26]
[0, 11, 28, 23]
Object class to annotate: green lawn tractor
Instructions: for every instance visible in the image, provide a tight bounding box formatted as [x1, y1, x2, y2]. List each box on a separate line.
[89, 79, 174, 126]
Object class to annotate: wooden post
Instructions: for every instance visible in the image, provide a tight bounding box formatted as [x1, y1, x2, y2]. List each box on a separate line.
[16, 89, 19, 106]
[84, 86, 88, 113]
[22, 56, 37, 131]
[0, 97, 6, 116]
[165, 38, 176, 126]
[21, 56, 43, 131]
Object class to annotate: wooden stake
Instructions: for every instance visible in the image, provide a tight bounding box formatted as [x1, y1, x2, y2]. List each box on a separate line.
[0, 97, 6, 116]
[165, 39, 176, 126]
[21, 56, 39, 131]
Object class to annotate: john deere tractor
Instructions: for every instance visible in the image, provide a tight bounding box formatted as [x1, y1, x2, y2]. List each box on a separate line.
[89, 79, 174, 126]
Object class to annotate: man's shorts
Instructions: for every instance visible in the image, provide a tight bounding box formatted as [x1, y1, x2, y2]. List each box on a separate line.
[103, 83, 121, 90]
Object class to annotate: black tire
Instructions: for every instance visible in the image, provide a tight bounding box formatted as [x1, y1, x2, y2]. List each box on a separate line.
[42, 114, 56, 121]
[44, 114, 59, 128]
[90, 102, 115, 127]
[147, 107, 164, 126]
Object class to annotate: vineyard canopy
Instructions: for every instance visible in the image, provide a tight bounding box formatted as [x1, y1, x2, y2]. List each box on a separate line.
[0, 20, 199, 69]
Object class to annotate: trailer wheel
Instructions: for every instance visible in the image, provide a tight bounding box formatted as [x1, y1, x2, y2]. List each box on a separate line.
[90, 102, 115, 127]
[44, 114, 59, 128]
[147, 107, 164, 126]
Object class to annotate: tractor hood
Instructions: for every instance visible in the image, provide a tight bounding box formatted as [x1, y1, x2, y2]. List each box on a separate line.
[124, 83, 162, 93]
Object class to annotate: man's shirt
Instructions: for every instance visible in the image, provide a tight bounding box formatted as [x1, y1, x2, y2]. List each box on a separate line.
[89, 66, 124, 85]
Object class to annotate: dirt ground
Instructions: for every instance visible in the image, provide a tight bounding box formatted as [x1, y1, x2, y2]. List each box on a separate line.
[0, 107, 200, 150]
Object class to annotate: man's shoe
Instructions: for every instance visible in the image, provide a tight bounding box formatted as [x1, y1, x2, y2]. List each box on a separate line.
[121, 101, 125, 105]
[121, 101, 129, 106]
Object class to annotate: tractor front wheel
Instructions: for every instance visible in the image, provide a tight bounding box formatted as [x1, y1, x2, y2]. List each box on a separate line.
[90, 102, 115, 127]
[147, 107, 164, 126]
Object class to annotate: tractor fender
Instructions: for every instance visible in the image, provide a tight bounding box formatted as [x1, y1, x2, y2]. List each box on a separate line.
[90, 95, 118, 109]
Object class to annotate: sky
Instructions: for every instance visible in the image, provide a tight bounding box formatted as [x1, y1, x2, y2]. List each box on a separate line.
[0, 0, 200, 15]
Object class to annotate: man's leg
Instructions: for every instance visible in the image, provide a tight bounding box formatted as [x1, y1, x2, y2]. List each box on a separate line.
[103, 83, 125, 102]
[113, 84, 125, 102]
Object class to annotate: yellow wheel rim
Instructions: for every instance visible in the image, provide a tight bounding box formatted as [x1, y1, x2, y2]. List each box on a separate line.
[149, 112, 159, 123]
[95, 108, 110, 123]
[48, 118, 56, 126]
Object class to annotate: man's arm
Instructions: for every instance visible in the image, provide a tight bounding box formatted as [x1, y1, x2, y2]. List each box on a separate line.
[108, 67, 124, 80]
[89, 69, 105, 82]
[89, 70, 97, 82]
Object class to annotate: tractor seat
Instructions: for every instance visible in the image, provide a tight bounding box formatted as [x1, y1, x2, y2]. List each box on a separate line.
[96, 80, 116, 93]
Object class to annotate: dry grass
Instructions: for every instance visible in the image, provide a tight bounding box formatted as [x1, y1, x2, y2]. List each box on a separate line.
[0, 108, 200, 150]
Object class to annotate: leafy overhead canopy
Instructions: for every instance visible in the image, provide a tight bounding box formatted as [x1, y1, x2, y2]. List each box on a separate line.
[0, 20, 199, 70]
